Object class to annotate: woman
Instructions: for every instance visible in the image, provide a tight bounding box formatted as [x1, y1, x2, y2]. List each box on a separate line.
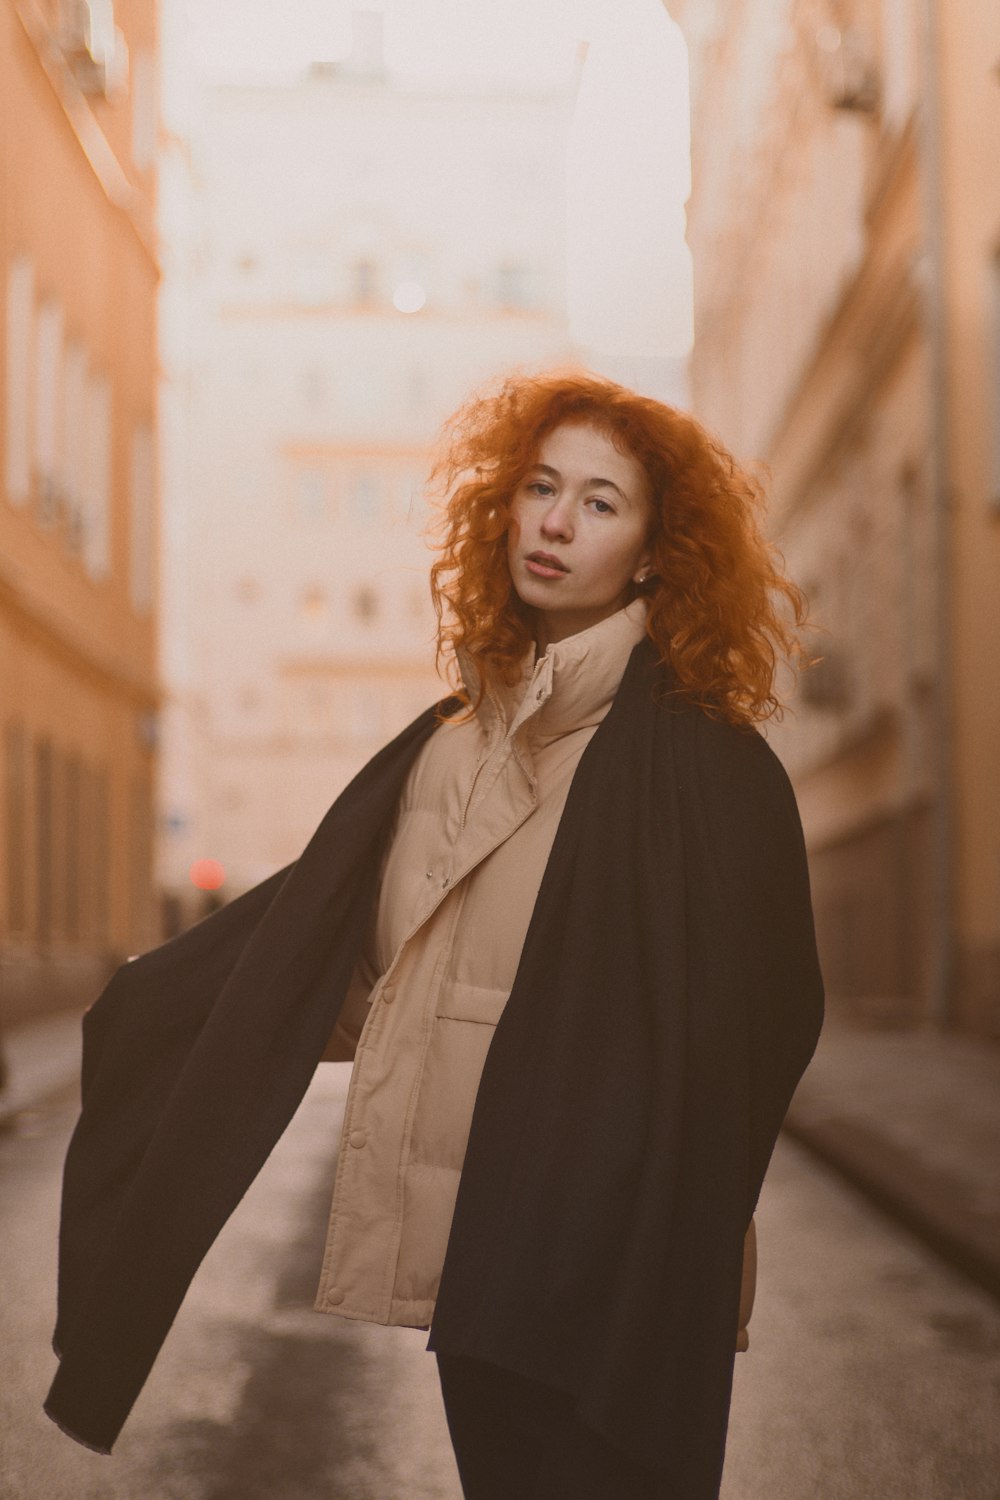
[46, 372, 824, 1499]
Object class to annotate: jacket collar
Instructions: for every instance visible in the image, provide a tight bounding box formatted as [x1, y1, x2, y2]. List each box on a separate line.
[457, 599, 649, 747]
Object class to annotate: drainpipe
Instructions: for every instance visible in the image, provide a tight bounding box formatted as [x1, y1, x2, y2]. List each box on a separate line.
[917, 0, 954, 1028]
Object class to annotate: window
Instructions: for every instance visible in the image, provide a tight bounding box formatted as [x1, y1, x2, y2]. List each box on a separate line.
[351, 473, 380, 524]
[403, 470, 428, 525]
[352, 257, 377, 306]
[294, 467, 329, 523]
[349, 686, 382, 742]
[300, 584, 329, 622]
[304, 680, 328, 731]
[5, 255, 33, 506]
[63, 340, 88, 552]
[60, 0, 123, 91]
[35, 737, 54, 947]
[495, 261, 532, 310]
[4, 722, 29, 936]
[78, 762, 94, 942]
[129, 421, 155, 612]
[128, 775, 153, 950]
[408, 582, 429, 622]
[34, 298, 64, 525]
[64, 753, 82, 942]
[406, 366, 428, 415]
[299, 362, 328, 411]
[294, 250, 333, 306]
[992, 250, 1000, 511]
[879, 0, 917, 129]
[83, 372, 112, 579]
[351, 584, 379, 623]
[93, 766, 111, 945]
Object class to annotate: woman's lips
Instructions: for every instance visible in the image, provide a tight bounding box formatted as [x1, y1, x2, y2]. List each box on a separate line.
[525, 552, 569, 580]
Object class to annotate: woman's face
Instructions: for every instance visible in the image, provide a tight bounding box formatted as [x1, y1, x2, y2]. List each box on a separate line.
[506, 421, 654, 646]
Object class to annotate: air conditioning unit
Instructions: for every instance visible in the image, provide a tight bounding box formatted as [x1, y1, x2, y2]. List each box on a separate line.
[815, 25, 880, 114]
[60, 0, 129, 102]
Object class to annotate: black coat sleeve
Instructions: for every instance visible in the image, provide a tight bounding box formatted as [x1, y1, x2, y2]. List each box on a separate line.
[53, 865, 292, 1358]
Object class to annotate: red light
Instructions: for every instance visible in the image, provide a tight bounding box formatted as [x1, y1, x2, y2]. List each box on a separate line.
[189, 857, 226, 892]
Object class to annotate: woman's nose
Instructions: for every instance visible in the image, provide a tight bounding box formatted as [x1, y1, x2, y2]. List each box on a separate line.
[540, 499, 573, 540]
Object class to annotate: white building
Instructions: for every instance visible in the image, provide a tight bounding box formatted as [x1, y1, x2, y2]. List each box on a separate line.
[157, 12, 590, 917]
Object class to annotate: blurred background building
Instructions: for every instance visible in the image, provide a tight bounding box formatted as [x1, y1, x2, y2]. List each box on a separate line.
[155, 7, 685, 923]
[155, 11, 580, 918]
[667, 0, 1000, 1038]
[1, 0, 160, 1025]
[24, 0, 998, 1043]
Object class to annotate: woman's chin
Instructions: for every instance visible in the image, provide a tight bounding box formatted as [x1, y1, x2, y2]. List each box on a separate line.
[512, 576, 572, 614]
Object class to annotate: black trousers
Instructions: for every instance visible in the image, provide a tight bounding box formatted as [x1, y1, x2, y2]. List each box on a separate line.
[436, 1354, 665, 1500]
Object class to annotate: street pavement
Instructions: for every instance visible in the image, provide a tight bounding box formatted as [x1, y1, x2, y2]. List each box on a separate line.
[2, 1013, 1000, 1497]
[1, 1065, 463, 1500]
[785, 1013, 1000, 1302]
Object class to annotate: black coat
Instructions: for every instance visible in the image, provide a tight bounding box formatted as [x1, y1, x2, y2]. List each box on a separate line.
[45, 641, 824, 1494]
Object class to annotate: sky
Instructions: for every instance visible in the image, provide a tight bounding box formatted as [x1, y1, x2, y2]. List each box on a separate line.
[182, 0, 693, 355]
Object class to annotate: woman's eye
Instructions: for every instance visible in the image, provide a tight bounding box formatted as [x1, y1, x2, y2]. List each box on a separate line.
[590, 497, 615, 514]
[528, 482, 555, 497]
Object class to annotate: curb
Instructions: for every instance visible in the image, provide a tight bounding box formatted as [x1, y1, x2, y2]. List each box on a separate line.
[783, 1107, 1000, 1305]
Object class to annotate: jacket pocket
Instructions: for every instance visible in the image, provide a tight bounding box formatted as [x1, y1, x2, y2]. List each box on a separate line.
[435, 981, 508, 1026]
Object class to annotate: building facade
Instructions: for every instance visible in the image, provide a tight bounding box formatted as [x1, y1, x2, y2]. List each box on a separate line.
[668, 0, 1000, 1035]
[1, 0, 161, 1024]
[157, 12, 591, 918]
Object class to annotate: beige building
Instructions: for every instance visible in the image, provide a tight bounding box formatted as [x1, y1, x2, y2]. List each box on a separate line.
[156, 11, 596, 920]
[668, 0, 1000, 1035]
[1, 0, 161, 1024]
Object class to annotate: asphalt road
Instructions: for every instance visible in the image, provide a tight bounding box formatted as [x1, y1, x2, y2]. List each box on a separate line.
[2, 1066, 999, 1500]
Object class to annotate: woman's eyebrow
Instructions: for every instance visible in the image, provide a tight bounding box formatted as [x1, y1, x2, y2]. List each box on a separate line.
[531, 463, 630, 503]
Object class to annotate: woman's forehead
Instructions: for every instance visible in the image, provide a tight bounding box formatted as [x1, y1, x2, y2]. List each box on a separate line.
[533, 421, 641, 476]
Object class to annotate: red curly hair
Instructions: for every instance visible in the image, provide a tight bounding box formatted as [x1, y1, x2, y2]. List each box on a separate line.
[428, 369, 809, 727]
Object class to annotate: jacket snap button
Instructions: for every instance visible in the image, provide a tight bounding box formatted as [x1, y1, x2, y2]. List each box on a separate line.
[327, 1287, 345, 1306]
[381, 985, 395, 1004]
[349, 1129, 367, 1149]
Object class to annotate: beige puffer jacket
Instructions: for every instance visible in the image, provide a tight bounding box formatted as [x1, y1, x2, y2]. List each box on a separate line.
[315, 600, 756, 1345]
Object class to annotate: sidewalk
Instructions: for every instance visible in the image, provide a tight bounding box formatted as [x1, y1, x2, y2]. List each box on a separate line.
[3, 1004, 999, 1302]
[0, 1009, 83, 1130]
[785, 1013, 1000, 1301]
